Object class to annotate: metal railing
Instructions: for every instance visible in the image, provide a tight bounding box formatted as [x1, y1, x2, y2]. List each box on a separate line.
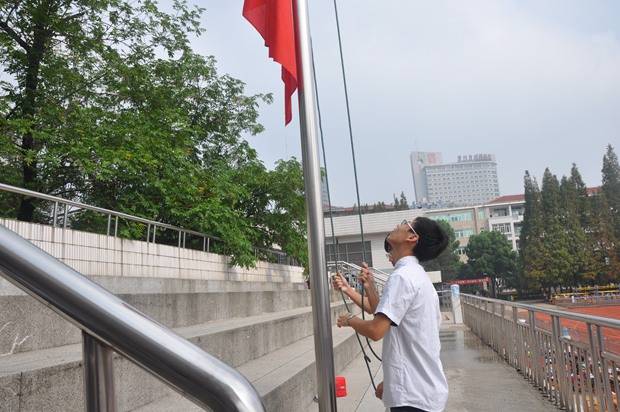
[326, 260, 389, 293]
[437, 289, 453, 312]
[462, 294, 620, 412]
[0, 224, 265, 411]
[0, 183, 298, 266]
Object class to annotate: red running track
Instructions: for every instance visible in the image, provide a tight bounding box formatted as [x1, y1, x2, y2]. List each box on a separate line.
[531, 305, 620, 345]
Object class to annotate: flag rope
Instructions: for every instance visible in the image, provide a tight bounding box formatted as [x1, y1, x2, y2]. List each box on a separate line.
[315, 0, 384, 392]
[313, 48, 379, 392]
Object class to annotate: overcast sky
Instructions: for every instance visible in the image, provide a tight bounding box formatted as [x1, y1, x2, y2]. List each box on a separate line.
[174, 0, 620, 207]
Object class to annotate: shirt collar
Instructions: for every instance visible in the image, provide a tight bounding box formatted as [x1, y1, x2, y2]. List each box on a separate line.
[394, 255, 419, 269]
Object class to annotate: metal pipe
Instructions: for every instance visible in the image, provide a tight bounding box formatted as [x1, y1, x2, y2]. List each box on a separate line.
[83, 332, 117, 412]
[53, 202, 58, 227]
[293, 0, 337, 409]
[0, 224, 265, 412]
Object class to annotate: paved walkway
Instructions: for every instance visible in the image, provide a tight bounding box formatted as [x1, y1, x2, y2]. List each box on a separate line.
[312, 315, 560, 412]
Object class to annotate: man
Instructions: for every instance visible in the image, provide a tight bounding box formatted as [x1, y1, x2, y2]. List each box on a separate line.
[337, 217, 449, 412]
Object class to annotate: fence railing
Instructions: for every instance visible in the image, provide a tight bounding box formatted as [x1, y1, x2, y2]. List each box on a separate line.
[462, 294, 620, 412]
[0, 223, 265, 411]
[0, 183, 298, 266]
[326, 260, 389, 294]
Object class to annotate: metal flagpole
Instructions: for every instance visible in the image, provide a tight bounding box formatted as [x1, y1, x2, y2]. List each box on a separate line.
[292, 0, 337, 410]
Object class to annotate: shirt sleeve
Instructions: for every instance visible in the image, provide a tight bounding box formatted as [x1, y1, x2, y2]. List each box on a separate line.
[375, 272, 413, 326]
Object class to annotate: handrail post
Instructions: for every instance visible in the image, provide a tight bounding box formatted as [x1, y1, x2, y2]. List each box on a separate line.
[83, 332, 117, 412]
[53, 202, 58, 227]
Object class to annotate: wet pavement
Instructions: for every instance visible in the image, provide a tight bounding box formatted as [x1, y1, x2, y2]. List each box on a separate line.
[440, 322, 559, 412]
[316, 316, 561, 411]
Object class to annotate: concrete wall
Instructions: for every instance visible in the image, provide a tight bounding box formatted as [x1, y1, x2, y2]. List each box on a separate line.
[0, 219, 304, 287]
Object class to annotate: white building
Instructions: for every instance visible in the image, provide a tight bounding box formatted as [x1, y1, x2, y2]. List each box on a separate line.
[410, 152, 500, 207]
[323, 194, 526, 278]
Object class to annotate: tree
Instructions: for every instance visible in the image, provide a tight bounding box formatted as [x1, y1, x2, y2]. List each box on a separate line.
[393, 191, 409, 211]
[0, 1, 307, 269]
[538, 169, 573, 286]
[559, 165, 598, 284]
[519, 171, 546, 290]
[591, 192, 620, 284]
[599, 145, 620, 282]
[465, 230, 517, 296]
[601, 145, 620, 244]
[421, 220, 461, 282]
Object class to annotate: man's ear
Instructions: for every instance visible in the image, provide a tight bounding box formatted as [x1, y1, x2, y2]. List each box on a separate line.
[405, 233, 418, 247]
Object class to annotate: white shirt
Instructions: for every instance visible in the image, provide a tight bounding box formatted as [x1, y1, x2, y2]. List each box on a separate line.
[375, 256, 449, 411]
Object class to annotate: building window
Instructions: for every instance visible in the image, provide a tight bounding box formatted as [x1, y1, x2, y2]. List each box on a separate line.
[325, 241, 372, 267]
[454, 228, 476, 238]
[492, 223, 511, 234]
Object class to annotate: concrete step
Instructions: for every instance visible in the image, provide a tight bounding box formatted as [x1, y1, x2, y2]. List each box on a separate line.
[131, 319, 368, 412]
[0, 276, 309, 297]
[0, 288, 343, 355]
[0, 301, 351, 412]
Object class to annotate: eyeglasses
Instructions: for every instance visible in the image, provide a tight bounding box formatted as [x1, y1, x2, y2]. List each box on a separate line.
[401, 219, 418, 236]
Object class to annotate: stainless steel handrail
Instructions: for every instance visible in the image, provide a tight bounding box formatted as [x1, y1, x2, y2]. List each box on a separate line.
[0, 224, 265, 411]
[0, 182, 297, 265]
[461, 294, 620, 412]
[326, 260, 389, 286]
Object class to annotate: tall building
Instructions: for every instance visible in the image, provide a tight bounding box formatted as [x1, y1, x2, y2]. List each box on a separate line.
[410, 152, 500, 207]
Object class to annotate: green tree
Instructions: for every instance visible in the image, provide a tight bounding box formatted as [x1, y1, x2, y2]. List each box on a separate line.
[599, 145, 620, 282]
[559, 165, 598, 284]
[0, 1, 307, 269]
[465, 230, 517, 296]
[539, 169, 573, 286]
[591, 192, 620, 283]
[601, 145, 620, 244]
[519, 171, 546, 290]
[421, 220, 461, 282]
[392, 191, 409, 211]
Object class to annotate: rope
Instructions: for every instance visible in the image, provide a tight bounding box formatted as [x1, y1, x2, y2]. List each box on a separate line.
[307, 0, 385, 391]
[311, 45, 378, 391]
[330, 0, 382, 367]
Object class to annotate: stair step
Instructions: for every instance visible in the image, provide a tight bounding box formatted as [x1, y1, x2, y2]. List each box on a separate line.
[131, 317, 365, 412]
[0, 301, 351, 411]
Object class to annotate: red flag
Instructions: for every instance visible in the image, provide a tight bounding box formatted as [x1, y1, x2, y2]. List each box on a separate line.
[243, 0, 298, 125]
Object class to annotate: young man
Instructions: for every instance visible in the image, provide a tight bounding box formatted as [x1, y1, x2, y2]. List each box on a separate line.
[337, 217, 449, 412]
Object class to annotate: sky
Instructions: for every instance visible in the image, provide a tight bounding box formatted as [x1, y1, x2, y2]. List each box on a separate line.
[167, 0, 620, 207]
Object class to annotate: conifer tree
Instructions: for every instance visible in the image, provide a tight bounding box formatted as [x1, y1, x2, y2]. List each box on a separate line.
[601, 145, 620, 242]
[519, 171, 546, 289]
[540, 169, 572, 286]
[560, 166, 597, 284]
[600, 145, 620, 281]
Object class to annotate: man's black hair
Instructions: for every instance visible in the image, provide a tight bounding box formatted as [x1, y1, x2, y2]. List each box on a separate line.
[384, 234, 392, 253]
[411, 217, 449, 262]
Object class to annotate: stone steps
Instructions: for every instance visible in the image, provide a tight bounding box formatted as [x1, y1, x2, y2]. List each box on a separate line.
[0, 287, 358, 412]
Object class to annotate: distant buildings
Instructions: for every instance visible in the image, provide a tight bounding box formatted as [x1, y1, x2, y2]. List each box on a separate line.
[323, 194, 525, 276]
[410, 151, 500, 208]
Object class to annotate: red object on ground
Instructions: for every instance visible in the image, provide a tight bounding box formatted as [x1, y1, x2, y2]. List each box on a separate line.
[335, 376, 347, 397]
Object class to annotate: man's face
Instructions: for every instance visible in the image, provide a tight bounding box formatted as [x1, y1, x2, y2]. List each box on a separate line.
[387, 219, 417, 246]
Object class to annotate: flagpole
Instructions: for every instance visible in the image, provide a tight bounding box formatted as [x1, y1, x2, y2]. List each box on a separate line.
[292, 0, 337, 410]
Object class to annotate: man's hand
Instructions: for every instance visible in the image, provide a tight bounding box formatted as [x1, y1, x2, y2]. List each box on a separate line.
[375, 381, 384, 399]
[337, 312, 353, 328]
[333, 272, 349, 291]
[358, 262, 375, 289]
